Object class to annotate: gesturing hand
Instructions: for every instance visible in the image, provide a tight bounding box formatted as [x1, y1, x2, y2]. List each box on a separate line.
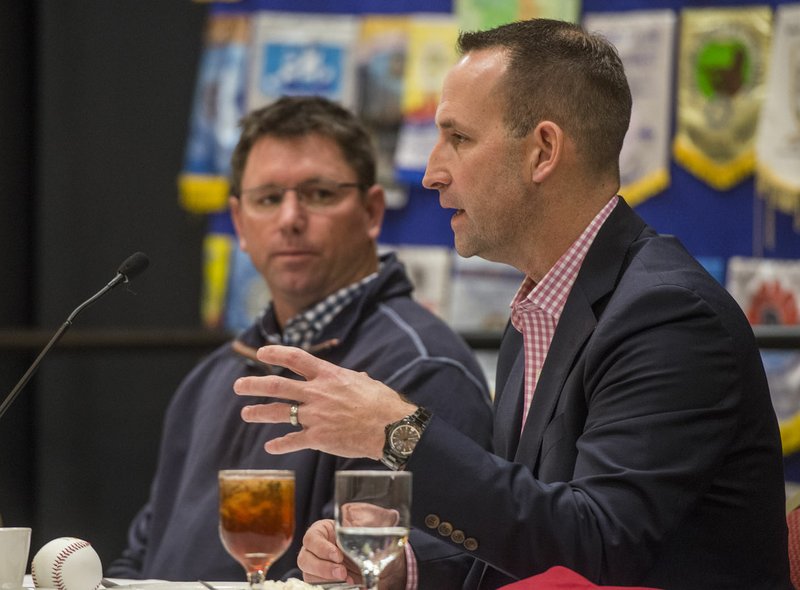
[234, 345, 416, 459]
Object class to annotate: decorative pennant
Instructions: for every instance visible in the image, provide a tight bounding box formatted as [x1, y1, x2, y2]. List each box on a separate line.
[201, 212, 237, 329]
[223, 246, 271, 332]
[394, 14, 459, 184]
[726, 255, 800, 455]
[755, 4, 800, 224]
[456, 0, 581, 33]
[583, 10, 676, 206]
[247, 11, 359, 110]
[726, 256, 800, 326]
[672, 6, 772, 191]
[448, 256, 524, 334]
[178, 12, 250, 214]
[455, 0, 519, 31]
[389, 244, 454, 319]
[517, 0, 581, 23]
[356, 15, 411, 209]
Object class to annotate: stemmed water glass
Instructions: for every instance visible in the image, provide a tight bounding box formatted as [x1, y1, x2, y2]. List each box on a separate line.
[218, 469, 295, 589]
[334, 470, 411, 590]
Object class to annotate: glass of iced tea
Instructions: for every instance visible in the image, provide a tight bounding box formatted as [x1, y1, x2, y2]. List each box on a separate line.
[218, 469, 295, 589]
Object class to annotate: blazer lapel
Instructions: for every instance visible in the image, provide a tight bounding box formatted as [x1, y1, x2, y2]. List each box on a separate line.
[513, 197, 647, 467]
[493, 347, 524, 459]
[514, 289, 596, 465]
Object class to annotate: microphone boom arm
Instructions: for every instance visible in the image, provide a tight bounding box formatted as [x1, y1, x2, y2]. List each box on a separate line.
[0, 252, 149, 421]
[0, 318, 72, 420]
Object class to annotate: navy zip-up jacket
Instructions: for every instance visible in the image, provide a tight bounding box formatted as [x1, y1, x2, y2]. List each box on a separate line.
[108, 253, 493, 584]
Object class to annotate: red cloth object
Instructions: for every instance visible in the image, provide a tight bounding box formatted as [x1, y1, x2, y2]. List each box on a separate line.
[788, 506, 800, 589]
[498, 566, 662, 589]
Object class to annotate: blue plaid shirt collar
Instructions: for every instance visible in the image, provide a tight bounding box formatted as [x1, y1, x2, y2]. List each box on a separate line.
[261, 269, 379, 350]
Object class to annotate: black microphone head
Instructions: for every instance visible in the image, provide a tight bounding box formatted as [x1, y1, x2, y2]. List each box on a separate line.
[117, 251, 150, 282]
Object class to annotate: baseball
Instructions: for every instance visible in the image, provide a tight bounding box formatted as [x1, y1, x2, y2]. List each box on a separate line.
[31, 537, 102, 590]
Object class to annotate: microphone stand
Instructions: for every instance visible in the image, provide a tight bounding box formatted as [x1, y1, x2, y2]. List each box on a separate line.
[0, 320, 73, 420]
[0, 258, 145, 421]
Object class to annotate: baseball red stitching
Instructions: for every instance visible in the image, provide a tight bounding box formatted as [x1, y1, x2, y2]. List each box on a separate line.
[33, 539, 90, 590]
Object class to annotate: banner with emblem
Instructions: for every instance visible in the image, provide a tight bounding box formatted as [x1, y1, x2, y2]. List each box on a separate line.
[516, 0, 581, 23]
[755, 4, 800, 223]
[178, 12, 250, 215]
[393, 14, 459, 184]
[355, 15, 410, 209]
[246, 11, 359, 111]
[456, 0, 581, 31]
[726, 255, 800, 456]
[672, 6, 772, 191]
[583, 10, 676, 206]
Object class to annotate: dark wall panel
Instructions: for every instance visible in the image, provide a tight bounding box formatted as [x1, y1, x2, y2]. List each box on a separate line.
[0, 0, 36, 530]
[36, 1, 207, 329]
[22, 0, 209, 567]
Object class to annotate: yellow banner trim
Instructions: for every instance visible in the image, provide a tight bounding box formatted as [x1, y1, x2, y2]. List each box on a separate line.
[620, 168, 670, 207]
[178, 173, 231, 214]
[201, 233, 235, 329]
[673, 134, 755, 191]
[781, 411, 800, 456]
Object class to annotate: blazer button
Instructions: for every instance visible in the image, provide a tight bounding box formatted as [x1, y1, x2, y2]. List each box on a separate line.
[424, 514, 440, 529]
[463, 537, 479, 551]
[450, 529, 465, 544]
[437, 521, 454, 536]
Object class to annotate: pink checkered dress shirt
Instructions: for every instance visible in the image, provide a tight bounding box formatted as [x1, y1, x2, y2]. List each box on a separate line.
[511, 197, 618, 430]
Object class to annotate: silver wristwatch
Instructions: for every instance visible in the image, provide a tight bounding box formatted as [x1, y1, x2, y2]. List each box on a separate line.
[380, 407, 432, 471]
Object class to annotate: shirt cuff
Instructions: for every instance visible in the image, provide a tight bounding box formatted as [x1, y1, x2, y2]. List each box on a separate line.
[404, 541, 419, 590]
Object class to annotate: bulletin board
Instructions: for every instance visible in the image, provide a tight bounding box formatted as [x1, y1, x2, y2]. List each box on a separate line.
[193, 0, 800, 278]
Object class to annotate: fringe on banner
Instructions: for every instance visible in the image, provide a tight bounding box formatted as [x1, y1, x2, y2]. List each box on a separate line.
[757, 163, 800, 229]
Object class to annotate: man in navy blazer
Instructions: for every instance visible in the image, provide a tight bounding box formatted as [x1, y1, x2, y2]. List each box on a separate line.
[235, 19, 791, 589]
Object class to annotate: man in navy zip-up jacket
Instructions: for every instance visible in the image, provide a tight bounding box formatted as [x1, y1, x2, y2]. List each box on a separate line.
[107, 97, 493, 584]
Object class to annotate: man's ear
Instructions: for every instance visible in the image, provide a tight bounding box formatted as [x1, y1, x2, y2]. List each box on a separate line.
[364, 185, 386, 241]
[527, 120, 564, 184]
[229, 195, 247, 251]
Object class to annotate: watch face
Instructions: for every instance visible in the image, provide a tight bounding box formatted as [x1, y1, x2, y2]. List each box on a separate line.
[390, 424, 420, 456]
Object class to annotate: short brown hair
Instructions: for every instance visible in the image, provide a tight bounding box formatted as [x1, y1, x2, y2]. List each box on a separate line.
[458, 19, 632, 175]
[229, 96, 376, 196]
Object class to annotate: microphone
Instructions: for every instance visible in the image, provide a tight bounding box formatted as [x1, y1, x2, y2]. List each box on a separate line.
[0, 251, 150, 421]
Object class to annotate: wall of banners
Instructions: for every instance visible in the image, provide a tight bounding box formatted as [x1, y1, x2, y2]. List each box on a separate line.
[182, 0, 800, 469]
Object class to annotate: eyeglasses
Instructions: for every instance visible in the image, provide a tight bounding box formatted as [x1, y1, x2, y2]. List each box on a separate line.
[238, 179, 365, 213]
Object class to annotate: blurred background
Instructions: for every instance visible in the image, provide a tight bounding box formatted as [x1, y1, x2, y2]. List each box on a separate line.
[2, 0, 800, 573]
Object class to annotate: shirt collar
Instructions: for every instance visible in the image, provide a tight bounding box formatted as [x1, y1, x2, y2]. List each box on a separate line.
[512, 196, 618, 320]
[260, 266, 380, 350]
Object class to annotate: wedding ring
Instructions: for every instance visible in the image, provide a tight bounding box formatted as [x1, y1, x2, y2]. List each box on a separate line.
[289, 403, 300, 427]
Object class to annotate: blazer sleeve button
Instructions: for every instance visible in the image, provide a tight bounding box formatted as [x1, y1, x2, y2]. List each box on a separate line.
[437, 521, 454, 536]
[424, 514, 440, 529]
[450, 529, 465, 544]
[463, 537, 479, 551]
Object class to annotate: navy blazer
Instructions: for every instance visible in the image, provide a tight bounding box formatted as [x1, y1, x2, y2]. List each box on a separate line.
[411, 198, 791, 589]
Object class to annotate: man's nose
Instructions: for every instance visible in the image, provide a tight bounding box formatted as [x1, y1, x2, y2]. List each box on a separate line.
[276, 192, 307, 231]
[422, 143, 450, 191]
